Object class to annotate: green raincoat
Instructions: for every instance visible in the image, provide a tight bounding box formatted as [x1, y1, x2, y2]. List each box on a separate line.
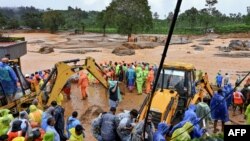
[171, 122, 194, 141]
[245, 104, 250, 124]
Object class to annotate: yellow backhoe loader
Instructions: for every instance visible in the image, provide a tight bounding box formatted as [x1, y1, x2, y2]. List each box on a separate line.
[0, 57, 110, 112]
[138, 62, 214, 127]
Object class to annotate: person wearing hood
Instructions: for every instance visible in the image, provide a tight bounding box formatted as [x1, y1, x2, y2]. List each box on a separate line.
[126, 66, 136, 92]
[245, 103, 250, 124]
[0, 57, 18, 103]
[91, 112, 106, 141]
[210, 89, 229, 133]
[153, 122, 170, 141]
[41, 107, 55, 131]
[66, 111, 81, 138]
[171, 122, 194, 141]
[69, 124, 85, 141]
[51, 101, 67, 141]
[216, 72, 223, 88]
[170, 105, 204, 139]
[0, 116, 12, 136]
[7, 120, 26, 141]
[29, 105, 43, 127]
[45, 117, 60, 141]
[108, 81, 121, 108]
[136, 65, 144, 95]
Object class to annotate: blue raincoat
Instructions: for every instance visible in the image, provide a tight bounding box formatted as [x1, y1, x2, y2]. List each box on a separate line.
[216, 74, 223, 87]
[126, 68, 136, 89]
[66, 116, 81, 138]
[0, 62, 18, 95]
[210, 93, 229, 122]
[153, 122, 170, 141]
[224, 84, 233, 108]
[100, 112, 118, 141]
[170, 105, 204, 138]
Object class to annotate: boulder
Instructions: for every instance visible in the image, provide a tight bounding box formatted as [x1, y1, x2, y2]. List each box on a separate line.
[60, 49, 101, 54]
[228, 40, 250, 50]
[38, 47, 54, 54]
[122, 42, 161, 49]
[112, 46, 135, 56]
[199, 42, 211, 45]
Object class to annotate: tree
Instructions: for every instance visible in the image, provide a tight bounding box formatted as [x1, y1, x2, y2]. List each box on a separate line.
[21, 12, 43, 29]
[7, 19, 19, 29]
[166, 12, 174, 23]
[106, 0, 153, 39]
[184, 7, 198, 29]
[43, 10, 64, 33]
[205, 0, 218, 14]
[0, 12, 6, 28]
[153, 12, 159, 20]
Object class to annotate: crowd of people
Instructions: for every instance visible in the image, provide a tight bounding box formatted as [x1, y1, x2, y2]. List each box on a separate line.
[1, 57, 250, 141]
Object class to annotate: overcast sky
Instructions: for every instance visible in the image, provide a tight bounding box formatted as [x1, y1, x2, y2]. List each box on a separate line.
[0, 0, 249, 19]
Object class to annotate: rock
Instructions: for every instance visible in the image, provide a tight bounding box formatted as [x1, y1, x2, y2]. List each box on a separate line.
[199, 42, 211, 45]
[28, 40, 45, 44]
[38, 47, 54, 54]
[122, 42, 161, 49]
[194, 46, 204, 51]
[170, 37, 192, 44]
[187, 51, 191, 54]
[228, 40, 250, 51]
[60, 49, 101, 54]
[243, 40, 250, 48]
[112, 46, 135, 56]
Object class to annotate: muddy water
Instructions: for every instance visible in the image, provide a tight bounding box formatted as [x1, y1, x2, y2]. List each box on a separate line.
[8, 32, 250, 140]
[62, 83, 146, 140]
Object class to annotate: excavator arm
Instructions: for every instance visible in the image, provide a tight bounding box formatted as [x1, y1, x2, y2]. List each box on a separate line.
[190, 76, 214, 104]
[38, 57, 109, 108]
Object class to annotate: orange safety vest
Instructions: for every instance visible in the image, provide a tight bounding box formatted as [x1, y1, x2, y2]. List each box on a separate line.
[233, 92, 243, 104]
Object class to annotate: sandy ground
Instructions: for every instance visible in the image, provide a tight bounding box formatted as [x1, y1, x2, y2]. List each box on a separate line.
[5, 32, 250, 140]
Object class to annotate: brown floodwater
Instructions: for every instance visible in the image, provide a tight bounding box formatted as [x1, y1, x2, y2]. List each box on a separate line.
[7, 32, 249, 140]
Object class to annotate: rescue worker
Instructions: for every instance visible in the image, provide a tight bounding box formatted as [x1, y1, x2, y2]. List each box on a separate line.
[126, 66, 136, 92]
[29, 105, 43, 127]
[0, 116, 12, 136]
[235, 74, 242, 87]
[224, 73, 230, 86]
[42, 132, 54, 141]
[216, 72, 223, 88]
[66, 111, 81, 138]
[170, 105, 204, 139]
[210, 89, 229, 133]
[136, 65, 143, 95]
[91, 113, 105, 141]
[146, 67, 154, 94]
[233, 88, 245, 115]
[245, 104, 250, 124]
[7, 120, 26, 141]
[142, 66, 149, 90]
[171, 122, 193, 141]
[69, 124, 85, 141]
[108, 81, 121, 108]
[41, 107, 55, 131]
[224, 84, 233, 108]
[99, 107, 118, 141]
[153, 122, 170, 141]
[130, 113, 155, 141]
[0, 57, 18, 103]
[116, 109, 138, 141]
[51, 101, 67, 141]
[78, 71, 89, 100]
[45, 117, 60, 141]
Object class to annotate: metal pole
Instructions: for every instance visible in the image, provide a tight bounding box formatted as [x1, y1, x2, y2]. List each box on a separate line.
[142, 0, 183, 139]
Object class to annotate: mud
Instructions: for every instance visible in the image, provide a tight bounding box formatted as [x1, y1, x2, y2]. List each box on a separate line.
[5, 32, 250, 140]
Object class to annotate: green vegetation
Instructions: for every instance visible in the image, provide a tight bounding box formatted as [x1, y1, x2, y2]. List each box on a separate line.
[0, 0, 250, 35]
